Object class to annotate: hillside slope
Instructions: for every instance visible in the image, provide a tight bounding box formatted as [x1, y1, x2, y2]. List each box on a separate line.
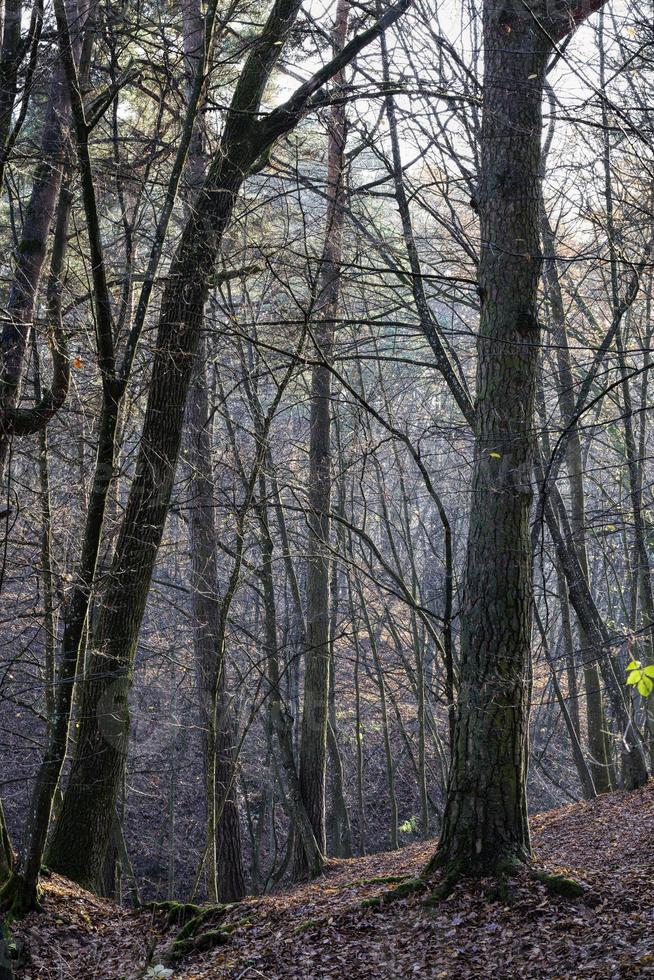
[10, 781, 654, 979]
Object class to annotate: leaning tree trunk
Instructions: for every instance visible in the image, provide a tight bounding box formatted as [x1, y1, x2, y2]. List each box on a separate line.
[0, 9, 78, 479]
[45, 192, 233, 889]
[46, 0, 410, 889]
[540, 179, 613, 793]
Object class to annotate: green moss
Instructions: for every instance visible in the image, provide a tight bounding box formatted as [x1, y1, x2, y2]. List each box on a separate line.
[495, 858, 523, 878]
[0, 873, 44, 921]
[386, 878, 428, 901]
[426, 859, 465, 902]
[1, 920, 19, 969]
[144, 900, 203, 927]
[360, 877, 427, 910]
[293, 917, 325, 934]
[232, 917, 253, 929]
[172, 926, 231, 957]
[174, 904, 232, 943]
[534, 870, 584, 898]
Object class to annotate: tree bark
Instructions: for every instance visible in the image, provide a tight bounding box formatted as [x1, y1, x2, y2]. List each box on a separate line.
[187, 337, 245, 902]
[540, 205, 613, 793]
[433, 3, 550, 876]
[0, 4, 77, 477]
[430, 0, 612, 880]
[45, 0, 412, 890]
[294, 0, 349, 878]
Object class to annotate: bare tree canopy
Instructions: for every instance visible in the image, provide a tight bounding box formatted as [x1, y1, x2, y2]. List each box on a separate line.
[0, 0, 653, 973]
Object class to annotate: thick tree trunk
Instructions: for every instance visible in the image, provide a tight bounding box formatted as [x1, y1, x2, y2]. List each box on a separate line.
[47, 0, 296, 887]
[45, 232, 220, 889]
[429, 0, 613, 880]
[434, 6, 551, 875]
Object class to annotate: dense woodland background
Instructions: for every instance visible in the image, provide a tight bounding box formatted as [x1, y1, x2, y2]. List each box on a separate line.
[0, 0, 652, 928]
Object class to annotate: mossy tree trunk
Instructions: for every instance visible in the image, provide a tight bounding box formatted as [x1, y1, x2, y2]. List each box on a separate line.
[433, 0, 607, 877]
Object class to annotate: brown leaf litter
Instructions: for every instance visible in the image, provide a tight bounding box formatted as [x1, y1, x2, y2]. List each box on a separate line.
[10, 780, 654, 979]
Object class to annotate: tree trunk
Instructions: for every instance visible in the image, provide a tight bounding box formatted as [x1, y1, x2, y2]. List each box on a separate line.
[45, 0, 411, 889]
[294, 0, 349, 878]
[540, 188, 613, 793]
[327, 510, 352, 857]
[433, 5, 551, 876]
[0, 15, 77, 477]
[187, 337, 245, 902]
[0, 178, 84, 915]
[543, 482, 649, 789]
[181, 0, 245, 901]
[0, 804, 12, 885]
[327, 514, 352, 857]
[257, 473, 324, 875]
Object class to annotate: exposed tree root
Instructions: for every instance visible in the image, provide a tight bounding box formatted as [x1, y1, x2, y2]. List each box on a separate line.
[533, 869, 585, 898]
[423, 859, 586, 906]
[166, 902, 242, 960]
[349, 873, 410, 888]
[360, 877, 428, 909]
[143, 900, 203, 928]
[171, 926, 232, 958]
[0, 874, 44, 921]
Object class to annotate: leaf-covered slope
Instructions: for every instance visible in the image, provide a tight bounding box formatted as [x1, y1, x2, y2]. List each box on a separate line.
[12, 780, 654, 979]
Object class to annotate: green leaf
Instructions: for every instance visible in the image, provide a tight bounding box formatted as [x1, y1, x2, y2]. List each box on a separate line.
[644, 665, 654, 678]
[637, 675, 653, 697]
[626, 660, 642, 671]
[626, 670, 641, 686]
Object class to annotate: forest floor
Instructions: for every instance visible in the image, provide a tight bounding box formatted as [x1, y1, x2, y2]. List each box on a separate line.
[9, 780, 654, 979]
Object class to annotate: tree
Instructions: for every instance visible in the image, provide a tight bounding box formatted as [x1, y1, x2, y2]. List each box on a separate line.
[2, 0, 653, 923]
[432, 0, 614, 880]
[294, 0, 350, 878]
[45, 0, 412, 891]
